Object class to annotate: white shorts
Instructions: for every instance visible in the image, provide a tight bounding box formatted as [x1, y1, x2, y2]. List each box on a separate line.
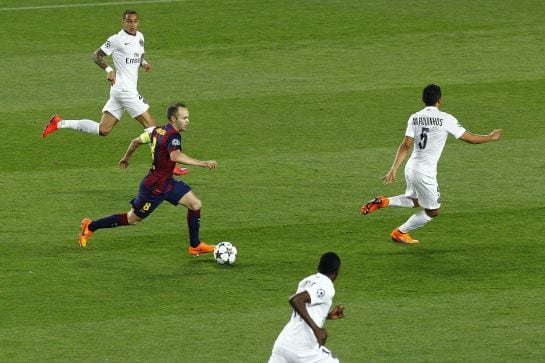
[404, 168, 441, 210]
[102, 88, 149, 120]
[269, 345, 339, 363]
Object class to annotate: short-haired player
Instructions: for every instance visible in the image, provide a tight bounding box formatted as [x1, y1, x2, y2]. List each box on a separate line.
[78, 103, 216, 256]
[361, 84, 503, 244]
[269, 252, 345, 363]
[42, 9, 188, 176]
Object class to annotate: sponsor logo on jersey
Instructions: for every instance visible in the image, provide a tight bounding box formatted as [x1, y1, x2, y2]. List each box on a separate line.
[125, 53, 141, 64]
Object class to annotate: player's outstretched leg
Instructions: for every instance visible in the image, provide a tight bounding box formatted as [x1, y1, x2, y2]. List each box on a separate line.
[42, 115, 62, 138]
[361, 196, 389, 215]
[390, 229, 420, 244]
[79, 218, 94, 248]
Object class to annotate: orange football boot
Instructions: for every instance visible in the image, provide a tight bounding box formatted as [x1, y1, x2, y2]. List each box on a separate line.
[188, 242, 215, 256]
[390, 229, 420, 244]
[361, 196, 389, 215]
[79, 218, 94, 248]
[42, 114, 62, 138]
[173, 167, 190, 176]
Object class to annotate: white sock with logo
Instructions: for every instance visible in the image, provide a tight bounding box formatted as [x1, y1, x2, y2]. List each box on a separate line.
[398, 210, 432, 233]
[59, 119, 100, 135]
[388, 195, 415, 208]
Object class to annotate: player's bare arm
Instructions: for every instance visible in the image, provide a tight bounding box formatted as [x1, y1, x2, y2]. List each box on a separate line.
[170, 150, 217, 169]
[327, 304, 345, 320]
[92, 48, 116, 85]
[91, 48, 109, 70]
[383, 136, 413, 184]
[459, 129, 503, 144]
[119, 137, 144, 168]
[289, 291, 328, 346]
[140, 53, 152, 72]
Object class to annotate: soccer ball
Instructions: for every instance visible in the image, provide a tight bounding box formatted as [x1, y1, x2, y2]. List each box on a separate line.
[214, 242, 237, 265]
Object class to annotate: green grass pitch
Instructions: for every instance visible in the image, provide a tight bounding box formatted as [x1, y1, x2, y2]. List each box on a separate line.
[1, 0, 545, 361]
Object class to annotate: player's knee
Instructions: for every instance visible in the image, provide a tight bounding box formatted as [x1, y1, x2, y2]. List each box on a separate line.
[98, 127, 111, 136]
[188, 198, 202, 211]
[127, 212, 143, 225]
[426, 209, 440, 218]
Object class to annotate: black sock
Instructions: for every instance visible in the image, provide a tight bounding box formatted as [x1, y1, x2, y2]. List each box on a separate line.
[187, 209, 201, 247]
[89, 213, 129, 232]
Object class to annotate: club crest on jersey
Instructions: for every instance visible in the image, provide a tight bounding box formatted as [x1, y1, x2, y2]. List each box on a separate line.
[316, 289, 325, 298]
[171, 139, 181, 146]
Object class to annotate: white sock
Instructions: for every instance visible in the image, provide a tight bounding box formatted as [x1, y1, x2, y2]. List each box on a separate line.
[58, 119, 100, 135]
[388, 195, 415, 208]
[398, 210, 432, 233]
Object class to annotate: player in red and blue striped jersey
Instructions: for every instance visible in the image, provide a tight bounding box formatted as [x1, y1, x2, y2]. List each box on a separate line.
[79, 102, 217, 256]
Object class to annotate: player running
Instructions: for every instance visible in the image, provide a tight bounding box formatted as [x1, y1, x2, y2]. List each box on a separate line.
[78, 103, 216, 256]
[42, 9, 187, 176]
[361, 84, 503, 244]
[269, 252, 345, 363]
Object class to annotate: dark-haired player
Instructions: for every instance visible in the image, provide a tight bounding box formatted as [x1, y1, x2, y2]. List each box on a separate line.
[79, 103, 216, 256]
[269, 252, 345, 363]
[361, 84, 503, 244]
[42, 9, 188, 176]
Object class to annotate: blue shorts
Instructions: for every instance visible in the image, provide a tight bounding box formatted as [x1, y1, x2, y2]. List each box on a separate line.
[130, 179, 191, 219]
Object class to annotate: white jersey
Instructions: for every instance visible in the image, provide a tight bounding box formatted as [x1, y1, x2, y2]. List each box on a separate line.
[100, 30, 145, 92]
[405, 106, 466, 177]
[272, 273, 335, 351]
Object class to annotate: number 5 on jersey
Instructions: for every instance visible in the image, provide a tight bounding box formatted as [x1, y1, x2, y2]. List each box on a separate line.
[418, 127, 429, 149]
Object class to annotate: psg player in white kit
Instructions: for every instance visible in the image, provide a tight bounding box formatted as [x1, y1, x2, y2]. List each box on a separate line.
[269, 252, 345, 363]
[361, 84, 503, 244]
[42, 9, 188, 175]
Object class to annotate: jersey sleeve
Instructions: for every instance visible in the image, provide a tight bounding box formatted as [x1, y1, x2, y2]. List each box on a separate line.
[305, 281, 333, 306]
[404, 115, 415, 138]
[100, 34, 118, 56]
[166, 133, 182, 153]
[445, 115, 466, 139]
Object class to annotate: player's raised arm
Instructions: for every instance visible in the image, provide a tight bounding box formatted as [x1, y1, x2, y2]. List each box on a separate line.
[92, 48, 115, 85]
[459, 129, 503, 144]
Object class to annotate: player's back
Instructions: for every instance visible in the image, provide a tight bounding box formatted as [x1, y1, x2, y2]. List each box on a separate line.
[273, 273, 334, 351]
[405, 106, 465, 176]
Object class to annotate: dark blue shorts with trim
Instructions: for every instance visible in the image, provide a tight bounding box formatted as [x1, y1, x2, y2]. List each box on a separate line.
[130, 179, 191, 219]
